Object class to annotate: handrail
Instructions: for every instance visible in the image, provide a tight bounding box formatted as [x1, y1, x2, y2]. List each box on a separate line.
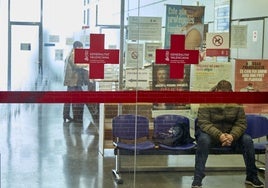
[0, 91, 267, 104]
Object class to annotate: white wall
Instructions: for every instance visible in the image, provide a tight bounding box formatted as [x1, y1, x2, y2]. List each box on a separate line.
[231, 0, 268, 59]
[0, 0, 8, 90]
[42, 0, 84, 86]
[232, 0, 268, 20]
[264, 18, 268, 59]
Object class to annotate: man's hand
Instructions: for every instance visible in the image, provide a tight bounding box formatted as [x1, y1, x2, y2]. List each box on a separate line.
[219, 133, 234, 146]
[225, 134, 234, 142]
[219, 134, 228, 143]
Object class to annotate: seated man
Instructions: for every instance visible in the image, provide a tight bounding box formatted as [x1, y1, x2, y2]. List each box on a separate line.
[192, 80, 264, 188]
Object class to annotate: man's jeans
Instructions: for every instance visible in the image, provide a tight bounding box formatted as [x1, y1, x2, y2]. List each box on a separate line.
[194, 131, 258, 179]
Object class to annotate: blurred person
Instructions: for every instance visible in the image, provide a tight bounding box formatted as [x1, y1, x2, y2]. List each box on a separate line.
[63, 41, 85, 123]
[80, 69, 99, 125]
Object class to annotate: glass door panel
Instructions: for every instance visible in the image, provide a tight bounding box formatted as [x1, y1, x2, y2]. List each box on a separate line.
[11, 25, 39, 91]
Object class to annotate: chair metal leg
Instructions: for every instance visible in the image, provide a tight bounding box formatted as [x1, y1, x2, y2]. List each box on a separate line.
[112, 148, 123, 184]
[112, 169, 123, 184]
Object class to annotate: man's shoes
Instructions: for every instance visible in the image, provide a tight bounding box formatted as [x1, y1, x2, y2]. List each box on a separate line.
[191, 178, 202, 188]
[245, 176, 264, 187]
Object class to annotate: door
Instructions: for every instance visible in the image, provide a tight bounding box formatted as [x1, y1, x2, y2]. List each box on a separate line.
[10, 25, 40, 91]
[8, 0, 42, 91]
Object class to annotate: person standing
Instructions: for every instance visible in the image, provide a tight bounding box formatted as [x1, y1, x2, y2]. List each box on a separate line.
[63, 41, 85, 123]
[192, 80, 264, 188]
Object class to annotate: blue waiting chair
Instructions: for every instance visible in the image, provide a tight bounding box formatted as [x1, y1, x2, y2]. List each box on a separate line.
[112, 114, 155, 184]
[245, 114, 268, 172]
[153, 114, 196, 150]
[112, 114, 155, 150]
[245, 114, 268, 154]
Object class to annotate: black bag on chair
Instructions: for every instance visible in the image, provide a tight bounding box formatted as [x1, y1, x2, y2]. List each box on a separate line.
[153, 121, 195, 147]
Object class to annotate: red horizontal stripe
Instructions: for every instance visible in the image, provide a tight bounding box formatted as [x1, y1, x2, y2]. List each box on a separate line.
[0, 91, 267, 104]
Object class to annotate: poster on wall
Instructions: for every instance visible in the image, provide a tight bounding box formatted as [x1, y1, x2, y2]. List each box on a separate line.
[190, 62, 233, 116]
[55, 49, 63, 61]
[145, 42, 162, 63]
[128, 16, 162, 41]
[126, 43, 144, 68]
[152, 64, 190, 110]
[235, 59, 268, 114]
[190, 62, 233, 91]
[165, 5, 205, 49]
[231, 25, 247, 48]
[125, 69, 151, 90]
[66, 38, 74, 46]
[49, 35, 60, 43]
[206, 32, 229, 57]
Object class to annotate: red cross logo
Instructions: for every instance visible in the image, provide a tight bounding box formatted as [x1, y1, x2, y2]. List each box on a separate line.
[155, 34, 199, 79]
[74, 34, 120, 79]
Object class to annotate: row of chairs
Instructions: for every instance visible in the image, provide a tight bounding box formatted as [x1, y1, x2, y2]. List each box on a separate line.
[112, 114, 268, 184]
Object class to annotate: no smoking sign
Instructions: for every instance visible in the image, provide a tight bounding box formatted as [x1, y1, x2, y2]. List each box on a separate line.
[207, 32, 229, 49]
[206, 32, 229, 57]
[212, 35, 224, 46]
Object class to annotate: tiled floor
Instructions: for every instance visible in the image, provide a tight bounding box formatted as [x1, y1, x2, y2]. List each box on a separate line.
[0, 103, 265, 188]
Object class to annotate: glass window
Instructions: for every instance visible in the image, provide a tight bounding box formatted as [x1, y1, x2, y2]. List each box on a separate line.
[1, 1, 267, 187]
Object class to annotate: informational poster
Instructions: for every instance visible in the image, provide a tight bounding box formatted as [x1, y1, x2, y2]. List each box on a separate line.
[165, 5, 205, 49]
[55, 49, 63, 60]
[125, 69, 150, 90]
[126, 43, 144, 68]
[80, 35, 90, 46]
[152, 64, 190, 110]
[66, 37, 74, 46]
[190, 62, 233, 116]
[103, 65, 119, 80]
[235, 59, 268, 91]
[235, 59, 268, 114]
[20, 43, 31, 51]
[206, 32, 229, 56]
[49, 35, 60, 43]
[231, 25, 247, 48]
[145, 42, 162, 63]
[190, 62, 233, 91]
[128, 16, 162, 41]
